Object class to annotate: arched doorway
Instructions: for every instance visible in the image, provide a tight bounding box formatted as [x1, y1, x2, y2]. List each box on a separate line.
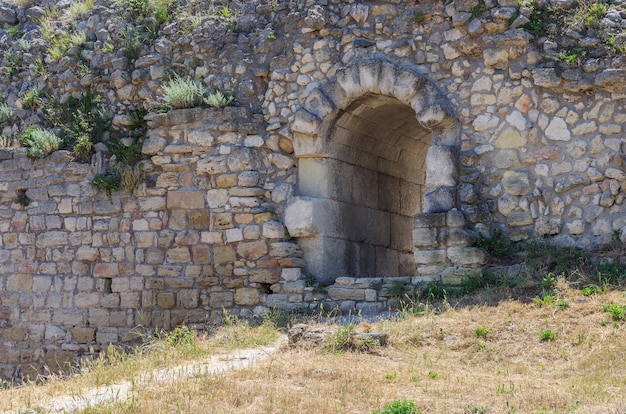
[286, 57, 460, 283]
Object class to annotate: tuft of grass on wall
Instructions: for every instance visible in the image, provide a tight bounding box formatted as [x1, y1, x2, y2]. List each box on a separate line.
[19, 127, 62, 158]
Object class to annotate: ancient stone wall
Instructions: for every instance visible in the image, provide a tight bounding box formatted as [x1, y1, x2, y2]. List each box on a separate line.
[1, 0, 626, 379]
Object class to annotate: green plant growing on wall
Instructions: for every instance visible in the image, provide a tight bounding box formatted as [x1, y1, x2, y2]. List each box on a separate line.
[413, 10, 425, 24]
[161, 76, 205, 109]
[91, 170, 123, 200]
[557, 44, 586, 66]
[0, 103, 13, 122]
[470, 0, 489, 19]
[23, 88, 42, 109]
[19, 127, 62, 158]
[2, 51, 20, 77]
[521, 0, 551, 37]
[204, 91, 234, 108]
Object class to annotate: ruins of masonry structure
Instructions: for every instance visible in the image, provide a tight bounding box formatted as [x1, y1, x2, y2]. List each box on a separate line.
[1, 0, 626, 379]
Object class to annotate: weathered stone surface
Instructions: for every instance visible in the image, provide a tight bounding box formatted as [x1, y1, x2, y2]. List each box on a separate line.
[545, 117, 571, 141]
[554, 174, 590, 193]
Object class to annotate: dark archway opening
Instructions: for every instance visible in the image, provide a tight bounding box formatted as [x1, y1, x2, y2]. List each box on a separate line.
[296, 94, 432, 280]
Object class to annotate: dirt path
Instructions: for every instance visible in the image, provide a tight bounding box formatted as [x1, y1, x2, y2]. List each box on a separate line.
[14, 337, 286, 414]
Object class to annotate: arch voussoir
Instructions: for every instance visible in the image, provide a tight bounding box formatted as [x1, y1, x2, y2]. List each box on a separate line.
[392, 69, 425, 103]
[377, 60, 398, 96]
[303, 88, 337, 120]
[358, 58, 383, 93]
[335, 65, 362, 99]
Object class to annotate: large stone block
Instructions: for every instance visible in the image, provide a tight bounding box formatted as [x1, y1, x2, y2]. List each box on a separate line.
[234, 288, 260, 306]
[447, 247, 486, 266]
[167, 191, 205, 209]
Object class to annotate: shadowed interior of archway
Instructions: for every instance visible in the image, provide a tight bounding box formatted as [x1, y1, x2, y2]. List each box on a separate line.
[299, 94, 432, 278]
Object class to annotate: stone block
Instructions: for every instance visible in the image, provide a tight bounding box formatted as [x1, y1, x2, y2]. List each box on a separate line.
[281, 268, 302, 282]
[425, 145, 457, 188]
[413, 212, 446, 228]
[177, 289, 199, 309]
[447, 247, 486, 266]
[7, 274, 33, 292]
[234, 288, 260, 306]
[236, 241, 268, 260]
[167, 191, 205, 209]
[73, 327, 96, 344]
[94, 263, 119, 278]
[157, 292, 175, 309]
[502, 171, 530, 195]
[423, 187, 456, 213]
[414, 249, 447, 265]
[413, 227, 438, 248]
[327, 286, 366, 301]
[208, 291, 234, 308]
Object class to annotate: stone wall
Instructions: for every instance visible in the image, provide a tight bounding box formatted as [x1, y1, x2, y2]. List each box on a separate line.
[1, 0, 626, 379]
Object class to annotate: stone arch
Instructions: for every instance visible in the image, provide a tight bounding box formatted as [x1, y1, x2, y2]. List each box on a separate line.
[286, 57, 461, 283]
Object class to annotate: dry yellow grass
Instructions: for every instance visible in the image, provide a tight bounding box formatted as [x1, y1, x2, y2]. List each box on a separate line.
[3, 283, 626, 414]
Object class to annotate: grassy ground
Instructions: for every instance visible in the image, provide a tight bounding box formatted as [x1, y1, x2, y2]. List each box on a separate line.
[3, 278, 626, 414]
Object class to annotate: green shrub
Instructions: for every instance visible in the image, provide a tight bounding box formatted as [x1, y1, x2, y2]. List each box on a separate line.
[165, 325, 194, 347]
[0, 103, 13, 122]
[23, 88, 42, 109]
[162, 76, 205, 109]
[373, 400, 420, 414]
[539, 329, 556, 341]
[476, 230, 514, 259]
[204, 91, 234, 108]
[474, 326, 492, 338]
[602, 304, 626, 321]
[521, 0, 551, 37]
[19, 127, 61, 158]
[91, 170, 122, 199]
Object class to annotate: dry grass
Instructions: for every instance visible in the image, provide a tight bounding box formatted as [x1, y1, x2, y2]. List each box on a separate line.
[3, 284, 626, 414]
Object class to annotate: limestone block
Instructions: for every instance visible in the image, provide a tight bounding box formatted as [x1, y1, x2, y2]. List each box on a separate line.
[93, 263, 119, 278]
[208, 291, 234, 308]
[414, 249, 447, 265]
[178, 289, 199, 309]
[175, 229, 200, 246]
[157, 292, 175, 309]
[443, 228, 475, 247]
[304, 88, 335, 120]
[423, 187, 456, 214]
[447, 247, 485, 265]
[263, 221, 286, 239]
[167, 191, 205, 209]
[545, 117, 571, 141]
[291, 110, 321, 136]
[225, 228, 243, 243]
[554, 174, 590, 193]
[166, 247, 191, 263]
[507, 212, 533, 227]
[285, 197, 321, 237]
[535, 216, 561, 236]
[483, 48, 509, 69]
[606, 167, 626, 181]
[234, 288, 260, 306]
[237, 240, 268, 260]
[502, 171, 530, 195]
[521, 145, 561, 164]
[76, 246, 99, 261]
[197, 155, 227, 175]
[7, 274, 33, 292]
[358, 58, 382, 93]
[213, 245, 236, 264]
[425, 145, 457, 188]
[495, 127, 526, 148]
[532, 68, 562, 88]
[73, 327, 95, 344]
[335, 65, 363, 98]
[413, 227, 438, 248]
[414, 212, 446, 228]
[327, 286, 365, 301]
[36, 231, 68, 248]
[595, 69, 626, 89]
[142, 135, 167, 155]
